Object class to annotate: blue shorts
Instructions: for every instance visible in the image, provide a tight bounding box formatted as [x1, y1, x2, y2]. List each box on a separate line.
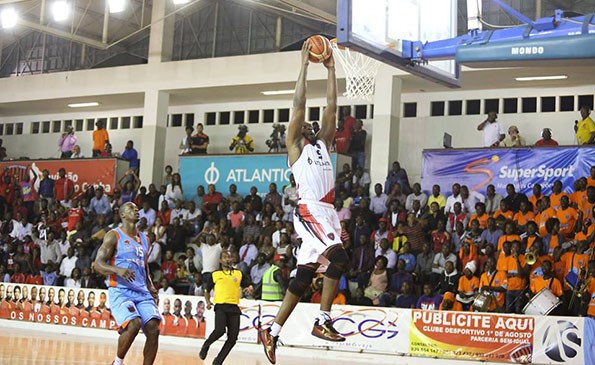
[108, 287, 160, 330]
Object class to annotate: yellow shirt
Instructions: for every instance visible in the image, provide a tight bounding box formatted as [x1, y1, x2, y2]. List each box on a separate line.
[231, 135, 255, 154]
[212, 269, 244, 305]
[576, 116, 595, 145]
[427, 195, 446, 209]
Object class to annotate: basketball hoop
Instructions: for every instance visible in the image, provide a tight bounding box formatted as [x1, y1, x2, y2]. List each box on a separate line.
[330, 39, 379, 101]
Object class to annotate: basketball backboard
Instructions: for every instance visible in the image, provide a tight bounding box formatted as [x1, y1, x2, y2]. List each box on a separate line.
[337, 0, 460, 88]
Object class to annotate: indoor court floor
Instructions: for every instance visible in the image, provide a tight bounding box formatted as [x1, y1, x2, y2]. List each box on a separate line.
[0, 327, 503, 365]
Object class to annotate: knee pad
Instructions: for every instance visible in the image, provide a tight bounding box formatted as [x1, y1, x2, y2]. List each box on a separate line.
[325, 246, 350, 280]
[288, 266, 316, 298]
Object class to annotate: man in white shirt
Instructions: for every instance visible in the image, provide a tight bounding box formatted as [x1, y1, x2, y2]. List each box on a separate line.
[370, 183, 388, 217]
[238, 241, 258, 267]
[485, 184, 504, 215]
[282, 175, 299, 219]
[199, 233, 223, 290]
[375, 239, 398, 270]
[10, 214, 32, 241]
[352, 166, 371, 193]
[271, 221, 285, 248]
[184, 201, 202, 234]
[59, 246, 78, 278]
[405, 183, 428, 211]
[39, 234, 63, 265]
[477, 111, 505, 147]
[179, 126, 193, 155]
[444, 183, 463, 214]
[138, 201, 157, 227]
[460, 185, 485, 214]
[170, 199, 189, 226]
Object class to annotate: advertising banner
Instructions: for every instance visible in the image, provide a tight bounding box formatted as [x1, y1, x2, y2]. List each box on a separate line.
[179, 153, 337, 199]
[421, 147, 595, 196]
[532, 316, 584, 365]
[0, 158, 119, 195]
[410, 310, 534, 363]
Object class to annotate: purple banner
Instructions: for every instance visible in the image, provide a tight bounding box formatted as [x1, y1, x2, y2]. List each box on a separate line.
[422, 147, 595, 196]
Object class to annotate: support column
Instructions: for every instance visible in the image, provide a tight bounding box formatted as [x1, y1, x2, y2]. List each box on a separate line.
[370, 71, 402, 189]
[140, 90, 169, 186]
[148, 0, 175, 63]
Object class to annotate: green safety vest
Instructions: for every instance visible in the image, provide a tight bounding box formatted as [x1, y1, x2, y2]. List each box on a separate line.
[261, 265, 283, 301]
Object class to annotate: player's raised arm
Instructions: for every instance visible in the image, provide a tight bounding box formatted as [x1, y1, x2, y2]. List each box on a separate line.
[319, 52, 337, 148]
[94, 231, 134, 281]
[287, 42, 310, 165]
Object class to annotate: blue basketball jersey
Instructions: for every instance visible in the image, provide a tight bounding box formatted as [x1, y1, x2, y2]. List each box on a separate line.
[106, 227, 150, 295]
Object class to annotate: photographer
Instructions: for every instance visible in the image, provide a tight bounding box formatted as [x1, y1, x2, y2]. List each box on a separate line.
[266, 124, 287, 152]
[229, 125, 255, 154]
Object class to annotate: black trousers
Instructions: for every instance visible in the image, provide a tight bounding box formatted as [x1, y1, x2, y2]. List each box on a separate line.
[203, 303, 241, 364]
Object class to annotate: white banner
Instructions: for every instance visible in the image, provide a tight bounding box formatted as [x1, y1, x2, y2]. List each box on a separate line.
[532, 316, 584, 365]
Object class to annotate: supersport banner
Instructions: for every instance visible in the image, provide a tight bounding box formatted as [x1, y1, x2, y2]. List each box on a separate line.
[421, 146, 595, 196]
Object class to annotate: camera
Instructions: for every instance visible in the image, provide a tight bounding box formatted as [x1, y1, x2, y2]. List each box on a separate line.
[266, 123, 287, 152]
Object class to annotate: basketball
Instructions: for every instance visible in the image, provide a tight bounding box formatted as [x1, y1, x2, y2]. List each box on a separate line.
[307, 35, 332, 63]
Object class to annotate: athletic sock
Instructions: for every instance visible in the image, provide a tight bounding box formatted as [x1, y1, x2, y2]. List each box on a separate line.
[316, 311, 331, 324]
[270, 322, 282, 337]
[112, 357, 124, 365]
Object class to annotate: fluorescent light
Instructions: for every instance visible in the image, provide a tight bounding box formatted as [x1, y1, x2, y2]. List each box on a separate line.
[52, 1, 70, 22]
[261, 89, 295, 96]
[515, 75, 568, 82]
[108, 0, 126, 14]
[68, 102, 100, 108]
[1, 8, 18, 29]
[173, 0, 191, 4]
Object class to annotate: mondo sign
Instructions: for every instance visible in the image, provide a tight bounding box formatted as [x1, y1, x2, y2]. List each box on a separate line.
[179, 153, 337, 198]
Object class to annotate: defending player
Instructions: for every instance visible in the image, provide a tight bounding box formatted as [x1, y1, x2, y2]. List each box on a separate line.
[94, 202, 160, 365]
[259, 42, 350, 364]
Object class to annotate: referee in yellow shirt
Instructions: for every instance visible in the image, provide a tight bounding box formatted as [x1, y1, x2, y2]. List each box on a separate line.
[200, 250, 253, 365]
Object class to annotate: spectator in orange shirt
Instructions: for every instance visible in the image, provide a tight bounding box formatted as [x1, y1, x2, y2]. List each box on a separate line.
[536, 196, 556, 237]
[552, 246, 566, 285]
[456, 261, 479, 310]
[588, 166, 595, 188]
[530, 260, 563, 299]
[493, 200, 514, 222]
[497, 241, 512, 273]
[585, 260, 595, 317]
[440, 291, 462, 311]
[479, 257, 507, 312]
[513, 201, 535, 234]
[528, 184, 544, 213]
[497, 221, 521, 252]
[468, 202, 488, 229]
[527, 241, 552, 280]
[91, 120, 109, 157]
[557, 196, 580, 237]
[550, 181, 570, 211]
[543, 218, 562, 255]
[505, 241, 528, 314]
[579, 187, 595, 224]
[523, 222, 542, 255]
[570, 179, 587, 208]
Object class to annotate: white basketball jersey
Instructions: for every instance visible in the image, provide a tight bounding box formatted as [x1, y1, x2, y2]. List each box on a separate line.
[290, 139, 335, 204]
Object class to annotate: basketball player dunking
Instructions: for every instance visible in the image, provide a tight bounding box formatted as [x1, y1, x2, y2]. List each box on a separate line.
[259, 41, 350, 364]
[94, 202, 160, 365]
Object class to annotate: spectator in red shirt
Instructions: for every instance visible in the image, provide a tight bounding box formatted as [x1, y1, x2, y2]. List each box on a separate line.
[18, 174, 37, 218]
[54, 168, 74, 206]
[161, 250, 178, 283]
[334, 118, 351, 154]
[67, 199, 84, 231]
[26, 268, 44, 285]
[157, 200, 172, 227]
[340, 106, 356, 135]
[264, 183, 282, 210]
[0, 173, 15, 206]
[9, 263, 26, 283]
[535, 128, 559, 146]
[202, 184, 223, 215]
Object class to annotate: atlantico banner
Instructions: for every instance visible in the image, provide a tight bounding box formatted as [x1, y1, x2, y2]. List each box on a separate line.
[179, 153, 337, 199]
[0, 158, 127, 195]
[421, 146, 595, 196]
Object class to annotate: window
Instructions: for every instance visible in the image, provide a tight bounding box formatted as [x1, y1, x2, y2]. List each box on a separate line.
[431, 101, 445, 117]
[234, 111, 245, 125]
[43, 121, 51, 133]
[403, 102, 417, 118]
[219, 112, 230, 125]
[171, 114, 182, 127]
[354, 105, 368, 119]
[503, 98, 518, 114]
[16, 123, 23, 135]
[133, 116, 143, 129]
[52, 120, 61, 133]
[466, 100, 481, 115]
[263, 109, 274, 123]
[75, 119, 84, 131]
[63, 120, 72, 131]
[560, 95, 574, 112]
[0, 125, 3, 135]
[205, 112, 216, 126]
[522, 97, 537, 113]
[484, 99, 499, 114]
[370, 105, 374, 117]
[86, 119, 95, 131]
[248, 110, 259, 124]
[121, 117, 131, 129]
[31, 122, 40, 134]
[578, 94, 594, 110]
[110, 117, 119, 130]
[448, 100, 462, 116]
[5, 124, 13, 135]
[308, 107, 320, 121]
[185, 113, 195, 127]
[278, 108, 290, 123]
[541, 97, 556, 113]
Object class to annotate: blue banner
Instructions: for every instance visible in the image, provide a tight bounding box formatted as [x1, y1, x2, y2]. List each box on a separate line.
[422, 147, 595, 196]
[179, 153, 337, 199]
[585, 318, 595, 365]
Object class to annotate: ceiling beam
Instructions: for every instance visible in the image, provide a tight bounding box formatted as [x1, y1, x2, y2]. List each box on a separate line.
[18, 19, 109, 49]
[275, 0, 336, 24]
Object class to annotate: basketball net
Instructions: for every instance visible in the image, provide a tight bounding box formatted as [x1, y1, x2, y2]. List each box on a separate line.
[331, 40, 379, 101]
